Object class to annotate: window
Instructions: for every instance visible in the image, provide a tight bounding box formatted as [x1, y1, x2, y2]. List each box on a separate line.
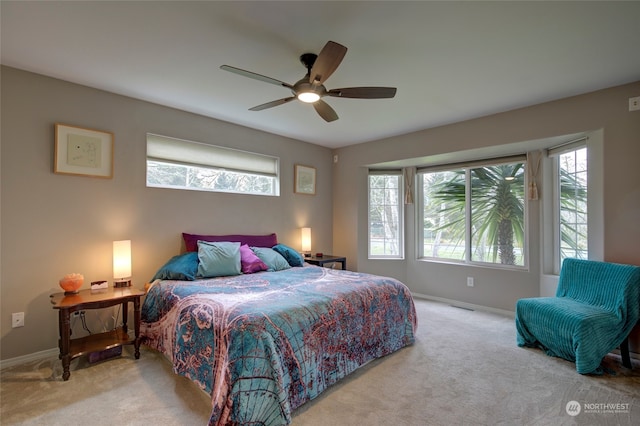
[548, 141, 588, 267]
[421, 169, 466, 260]
[541, 132, 602, 278]
[418, 157, 527, 267]
[368, 171, 403, 258]
[146, 134, 279, 196]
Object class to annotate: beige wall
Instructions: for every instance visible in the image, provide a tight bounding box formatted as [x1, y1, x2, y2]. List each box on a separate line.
[2, 66, 639, 361]
[333, 80, 640, 312]
[0, 67, 333, 360]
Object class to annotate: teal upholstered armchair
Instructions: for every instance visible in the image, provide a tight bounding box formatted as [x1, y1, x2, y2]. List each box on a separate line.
[516, 258, 640, 374]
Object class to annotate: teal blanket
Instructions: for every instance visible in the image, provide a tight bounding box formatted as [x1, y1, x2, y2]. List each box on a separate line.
[141, 265, 416, 425]
[516, 258, 640, 374]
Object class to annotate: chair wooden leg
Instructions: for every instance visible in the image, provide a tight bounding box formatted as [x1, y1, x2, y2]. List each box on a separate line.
[620, 336, 632, 369]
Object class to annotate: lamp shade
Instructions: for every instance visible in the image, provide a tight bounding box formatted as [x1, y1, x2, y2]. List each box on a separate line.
[113, 240, 131, 279]
[301, 227, 312, 252]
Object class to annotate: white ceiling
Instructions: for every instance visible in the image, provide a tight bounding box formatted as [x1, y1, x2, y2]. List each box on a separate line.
[2, 1, 640, 149]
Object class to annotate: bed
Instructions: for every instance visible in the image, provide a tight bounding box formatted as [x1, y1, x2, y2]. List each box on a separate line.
[141, 234, 417, 425]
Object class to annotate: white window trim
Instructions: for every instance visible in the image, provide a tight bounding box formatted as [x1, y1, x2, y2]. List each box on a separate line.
[541, 130, 603, 276]
[368, 170, 405, 259]
[417, 155, 529, 270]
[146, 133, 280, 196]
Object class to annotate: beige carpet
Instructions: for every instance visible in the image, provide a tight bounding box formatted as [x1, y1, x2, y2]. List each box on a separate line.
[1, 299, 638, 425]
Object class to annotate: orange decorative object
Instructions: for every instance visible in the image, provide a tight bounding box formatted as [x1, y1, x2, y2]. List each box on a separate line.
[59, 273, 84, 294]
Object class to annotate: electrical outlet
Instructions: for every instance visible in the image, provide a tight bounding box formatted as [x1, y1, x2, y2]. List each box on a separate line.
[630, 96, 640, 112]
[12, 312, 25, 328]
[467, 277, 474, 287]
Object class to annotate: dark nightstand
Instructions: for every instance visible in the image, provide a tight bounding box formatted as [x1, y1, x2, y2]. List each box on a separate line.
[50, 287, 144, 380]
[305, 255, 346, 270]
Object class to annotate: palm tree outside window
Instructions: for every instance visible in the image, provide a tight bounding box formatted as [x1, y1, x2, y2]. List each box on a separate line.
[420, 160, 526, 267]
[557, 147, 588, 262]
[419, 153, 587, 268]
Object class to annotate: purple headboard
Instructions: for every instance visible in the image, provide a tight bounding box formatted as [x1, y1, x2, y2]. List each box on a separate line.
[183, 233, 278, 252]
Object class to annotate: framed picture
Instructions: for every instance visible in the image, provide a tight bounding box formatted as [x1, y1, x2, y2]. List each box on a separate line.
[294, 164, 316, 195]
[54, 124, 114, 178]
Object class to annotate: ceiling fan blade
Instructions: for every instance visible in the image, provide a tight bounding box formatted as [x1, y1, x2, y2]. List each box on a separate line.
[313, 100, 339, 122]
[221, 65, 293, 89]
[309, 41, 347, 85]
[249, 97, 296, 111]
[327, 87, 397, 99]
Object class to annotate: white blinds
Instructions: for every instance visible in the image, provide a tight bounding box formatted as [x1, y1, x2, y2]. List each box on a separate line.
[147, 133, 279, 177]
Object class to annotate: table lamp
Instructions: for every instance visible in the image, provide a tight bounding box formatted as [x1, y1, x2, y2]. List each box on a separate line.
[113, 240, 132, 287]
[301, 227, 311, 257]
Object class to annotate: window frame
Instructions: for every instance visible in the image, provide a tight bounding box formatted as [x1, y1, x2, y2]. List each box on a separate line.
[541, 131, 603, 277]
[367, 170, 404, 259]
[548, 140, 589, 274]
[417, 155, 529, 270]
[146, 133, 280, 196]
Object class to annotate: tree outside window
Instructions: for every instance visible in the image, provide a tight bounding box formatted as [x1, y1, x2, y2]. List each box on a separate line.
[558, 147, 588, 262]
[368, 174, 403, 258]
[422, 169, 466, 260]
[147, 161, 276, 195]
[422, 162, 526, 266]
[421, 154, 587, 268]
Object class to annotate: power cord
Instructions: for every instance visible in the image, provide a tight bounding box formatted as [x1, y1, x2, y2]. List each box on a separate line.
[79, 311, 92, 335]
[73, 306, 122, 335]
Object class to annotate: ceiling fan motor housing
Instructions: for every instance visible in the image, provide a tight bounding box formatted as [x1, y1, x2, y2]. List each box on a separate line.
[293, 77, 326, 102]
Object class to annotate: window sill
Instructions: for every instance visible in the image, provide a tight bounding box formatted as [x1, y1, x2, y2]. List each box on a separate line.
[416, 257, 529, 272]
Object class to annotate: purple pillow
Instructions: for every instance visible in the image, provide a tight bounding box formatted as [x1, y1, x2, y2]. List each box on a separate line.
[182, 233, 278, 252]
[239, 244, 268, 274]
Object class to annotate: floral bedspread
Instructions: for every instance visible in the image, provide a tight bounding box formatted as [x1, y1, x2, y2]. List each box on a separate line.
[141, 265, 417, 425]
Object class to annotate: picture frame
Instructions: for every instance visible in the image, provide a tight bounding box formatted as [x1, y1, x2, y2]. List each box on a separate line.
[54, 123, 114, 178]
[294, 164, 316, 195]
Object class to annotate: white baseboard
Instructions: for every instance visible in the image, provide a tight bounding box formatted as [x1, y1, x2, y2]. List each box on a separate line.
[0, 347, 58, 370]
[411, 292, 515, 318]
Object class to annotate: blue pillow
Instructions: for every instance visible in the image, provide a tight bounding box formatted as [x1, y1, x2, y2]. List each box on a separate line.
[251, 247, 291, 272]
[151, 252, 199, 281]
[272, 244, 305, 267]
[197, 241, 242, 278]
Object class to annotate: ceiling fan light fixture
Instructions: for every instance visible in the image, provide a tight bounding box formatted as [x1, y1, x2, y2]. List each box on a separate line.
[297, 91, 320, 103]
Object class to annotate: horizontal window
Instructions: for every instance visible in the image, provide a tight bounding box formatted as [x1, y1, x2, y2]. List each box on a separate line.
[146, 134, 279, 196]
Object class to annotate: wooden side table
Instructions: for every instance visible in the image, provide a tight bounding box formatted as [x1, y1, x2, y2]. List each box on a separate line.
[50, 287, 144, 380]
[305, 255, 347, 270]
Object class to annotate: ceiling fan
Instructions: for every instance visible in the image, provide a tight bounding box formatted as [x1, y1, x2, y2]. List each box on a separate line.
[220, 41, 397, 122]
